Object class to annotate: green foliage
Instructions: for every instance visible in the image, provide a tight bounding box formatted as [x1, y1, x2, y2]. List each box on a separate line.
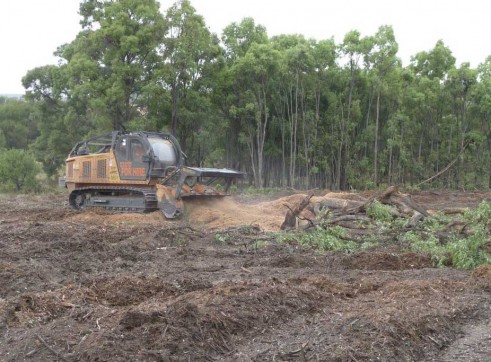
[404, 232, 450, 267]
[65, 0, 166, 131]
[366, 200, 394, 223]
[292, 226, 378, 252]
[450, 201, 491, 269]
[404, 229, 491, 270]
[280, 200, 491, 270]
[162, 0, 218, 137]
[0, 130, 5, 150]
[403, 202, 491, 269]
[222, 17, 268, 60]
[0, 98, 37, 150]
[464, 200, 491, 224]
[8, 1, 491, 190]
[0, 149, 40, 192]
[293, 226, 358, 252]
[448, 233, 491, 269]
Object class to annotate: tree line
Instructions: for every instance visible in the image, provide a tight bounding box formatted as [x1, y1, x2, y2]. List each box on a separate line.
[1, 0, 491, 191]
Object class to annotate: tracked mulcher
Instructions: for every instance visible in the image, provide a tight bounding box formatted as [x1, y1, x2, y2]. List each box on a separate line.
[64, 131, 244, 218]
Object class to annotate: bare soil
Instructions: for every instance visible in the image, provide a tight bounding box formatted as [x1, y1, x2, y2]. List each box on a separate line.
[0, 191, 490, 361]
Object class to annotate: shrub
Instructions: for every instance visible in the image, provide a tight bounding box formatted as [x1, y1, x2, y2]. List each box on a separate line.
[0, 149, 40, 192]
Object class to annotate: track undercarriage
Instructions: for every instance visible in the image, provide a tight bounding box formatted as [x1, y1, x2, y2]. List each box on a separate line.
[69, 187, 158, 213]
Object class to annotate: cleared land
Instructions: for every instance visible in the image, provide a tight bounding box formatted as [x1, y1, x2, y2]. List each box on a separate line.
[0, 191, 490, 361]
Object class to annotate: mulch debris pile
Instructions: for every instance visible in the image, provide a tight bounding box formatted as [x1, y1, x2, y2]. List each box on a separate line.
[0, 191, 490, 361]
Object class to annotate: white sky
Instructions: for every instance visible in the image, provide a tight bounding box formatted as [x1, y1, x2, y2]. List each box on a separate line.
[1, 0, 490, 94]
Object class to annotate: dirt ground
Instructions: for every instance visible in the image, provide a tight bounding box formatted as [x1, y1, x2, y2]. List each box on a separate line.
[1, 190, 491, 361]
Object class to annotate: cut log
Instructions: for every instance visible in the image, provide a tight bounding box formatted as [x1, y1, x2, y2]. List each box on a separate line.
[377, 186, 430, 218]
[377, 185, 400, 200]
[441, 207, 466, 215]
[406, 211, 424, 228]
[324, 214, 370, 225]
[281, 186, 430, 232]
[308, 199, 365, 216]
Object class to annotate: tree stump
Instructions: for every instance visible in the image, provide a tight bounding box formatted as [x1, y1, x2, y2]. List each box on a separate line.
[280, 193, 314, 230]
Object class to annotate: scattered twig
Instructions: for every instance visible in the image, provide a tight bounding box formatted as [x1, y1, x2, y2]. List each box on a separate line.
[287, 341, 309, 358]
[162, 324, 169, 340]
[427, 335, 441, 347]
[241, 266, 252, 273]
[81, 310, 93, 320]
[25, 349, 38, 358]
[36, 334, 69, 362]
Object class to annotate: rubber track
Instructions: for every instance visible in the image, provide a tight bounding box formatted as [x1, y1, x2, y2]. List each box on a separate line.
[69, 186, 158, 213]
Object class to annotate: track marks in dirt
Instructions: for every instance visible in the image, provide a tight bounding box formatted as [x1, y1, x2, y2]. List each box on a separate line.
[341, 250, 434, 270]
[2, 266, 490, 361]
[2, 193, 491, 361]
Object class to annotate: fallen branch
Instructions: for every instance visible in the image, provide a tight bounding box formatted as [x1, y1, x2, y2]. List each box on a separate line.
[303, 212, 371, 230]
[415, 141, 469, 188]
[327, 214, 370, 224]
[282, 186, 431, 234]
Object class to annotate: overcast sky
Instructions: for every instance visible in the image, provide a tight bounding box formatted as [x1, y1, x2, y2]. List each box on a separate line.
[1, 0, 490, 94]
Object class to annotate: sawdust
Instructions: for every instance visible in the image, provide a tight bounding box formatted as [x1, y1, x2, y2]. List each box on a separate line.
[62, 192, 369, 231]
[185, 197, 286, 231]
[67, 209, 167, 225]
[185, 192, 365, 231]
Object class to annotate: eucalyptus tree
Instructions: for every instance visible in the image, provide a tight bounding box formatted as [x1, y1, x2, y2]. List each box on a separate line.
[363, 25, 400, 186]
[215, 18, 269, 180]
[269, 34, 318, 187]
[446, 63, 478, 187]
[231, 42, 280, 187]
[307, 38, 337, 188]
[407, 40, 456, 186]
[281, 35, 314, 187]
[222, 17, 268, 61]
[219, 18, 269, 169]
[338, 30, 372, 189]
[160, 0, 220, 149]
[22, 64, 79, 175]
[0, 97, 36, 150]
[375, 66, 405, 185]
[66, 0, 166, 131]
[474, 56, 491, 187]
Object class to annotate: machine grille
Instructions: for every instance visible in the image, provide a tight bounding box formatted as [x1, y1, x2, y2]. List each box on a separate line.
[82, 161, 91, 177]
[97, 159, 107, 178]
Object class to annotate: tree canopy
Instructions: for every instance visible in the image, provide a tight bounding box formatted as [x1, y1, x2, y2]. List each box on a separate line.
[3, 0, 490, 190]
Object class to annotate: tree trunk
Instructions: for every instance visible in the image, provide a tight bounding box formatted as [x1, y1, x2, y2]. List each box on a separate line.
[171, 83, 178, 136]
[246, 130, 258, 187]
[374, 90, 380, 186]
